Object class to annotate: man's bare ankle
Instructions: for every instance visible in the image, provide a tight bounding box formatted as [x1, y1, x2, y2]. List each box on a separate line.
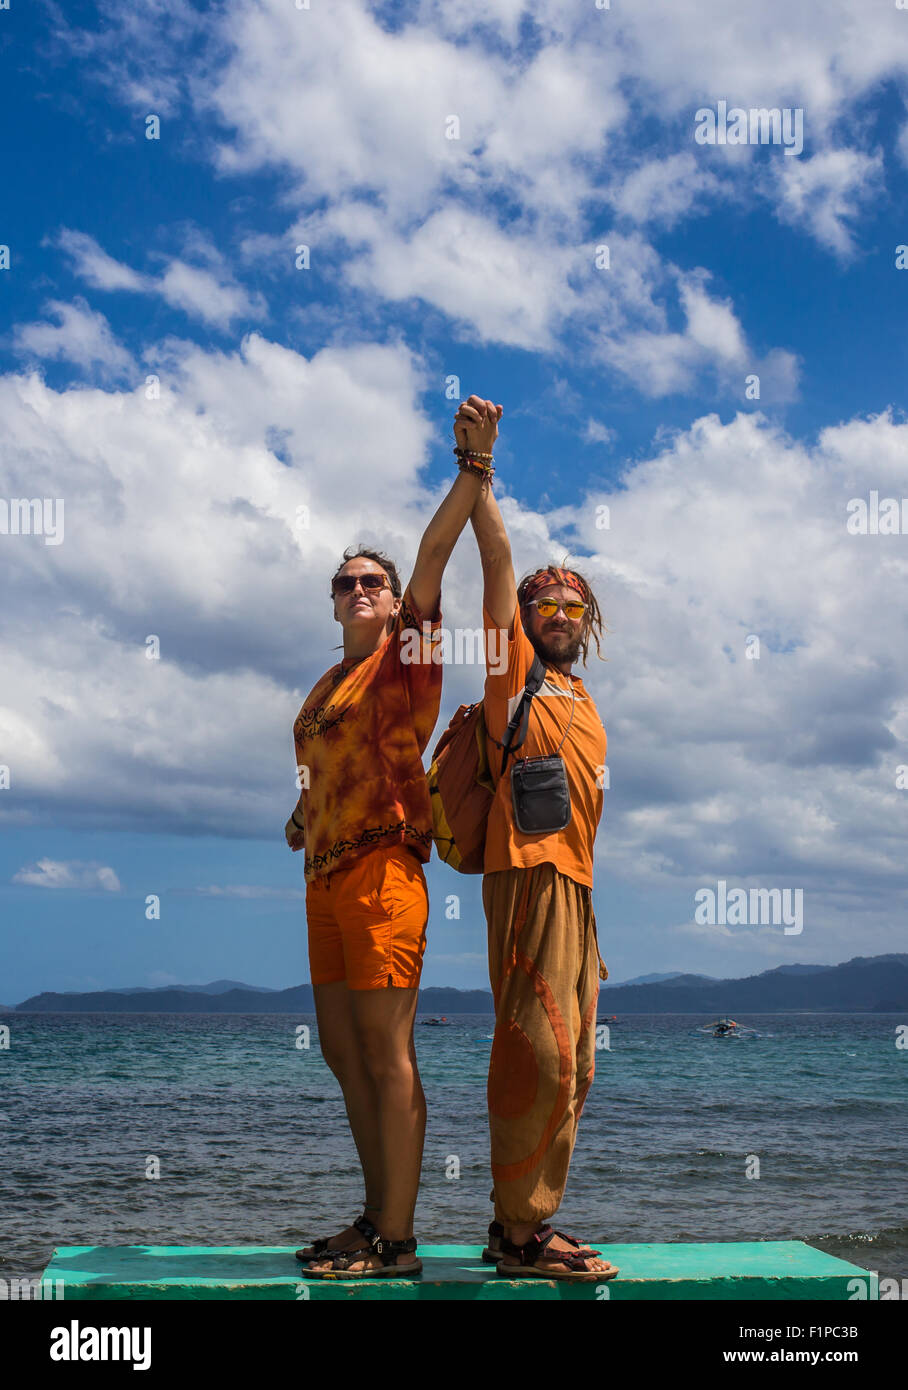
[504, 1222, 538, 1245]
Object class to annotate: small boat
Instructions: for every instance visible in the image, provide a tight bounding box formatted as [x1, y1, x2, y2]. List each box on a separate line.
[419, 1016, 452, 1026]
[692, 1016, 761, 1039]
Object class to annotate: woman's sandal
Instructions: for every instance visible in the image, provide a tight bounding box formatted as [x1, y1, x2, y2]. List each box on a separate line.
[295, 1211, 377, 1263]
[481, 1219, 600, 1264]
[496, 1224, 619, 1282]
[303, 1216, 423, 1279]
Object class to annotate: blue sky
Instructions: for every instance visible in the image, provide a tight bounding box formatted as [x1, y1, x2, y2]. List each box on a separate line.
[2, 0, 908, 1004]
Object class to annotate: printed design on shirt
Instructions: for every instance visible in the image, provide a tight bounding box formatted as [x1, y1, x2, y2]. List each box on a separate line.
[309, 819, 432, 873]
[505, 677, 589, 723]
[294, 702, 349, 742]
[398, 594, 424, 633]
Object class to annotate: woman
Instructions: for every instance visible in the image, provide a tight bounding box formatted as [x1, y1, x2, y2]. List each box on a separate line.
[284, 405, 502, 1277]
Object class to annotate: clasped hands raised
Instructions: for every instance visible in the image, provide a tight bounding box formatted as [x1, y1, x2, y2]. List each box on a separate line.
[454, 394, 503, 460]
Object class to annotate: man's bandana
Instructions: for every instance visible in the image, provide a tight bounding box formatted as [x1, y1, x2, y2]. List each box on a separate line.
[520, 567, 586, 604]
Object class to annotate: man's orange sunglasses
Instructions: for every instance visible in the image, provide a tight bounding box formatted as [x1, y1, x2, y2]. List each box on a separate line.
[527, 598, 587, 621]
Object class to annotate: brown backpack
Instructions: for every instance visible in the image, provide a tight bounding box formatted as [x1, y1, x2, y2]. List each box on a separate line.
[427, 655, 546, 873]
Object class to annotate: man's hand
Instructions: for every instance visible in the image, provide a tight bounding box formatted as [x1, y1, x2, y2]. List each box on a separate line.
[454, 395, 503, 455]
[285, 815, 305, 852]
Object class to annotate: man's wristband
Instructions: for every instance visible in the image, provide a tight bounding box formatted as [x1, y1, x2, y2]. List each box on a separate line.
[458, 458, 494, 484]
[291, 810, 305, 830]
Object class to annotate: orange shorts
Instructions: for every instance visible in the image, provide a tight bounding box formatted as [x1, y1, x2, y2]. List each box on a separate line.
[306, 844, 429, 990]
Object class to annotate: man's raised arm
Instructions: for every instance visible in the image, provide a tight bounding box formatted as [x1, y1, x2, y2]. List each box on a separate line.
[456, 396, 517, 637]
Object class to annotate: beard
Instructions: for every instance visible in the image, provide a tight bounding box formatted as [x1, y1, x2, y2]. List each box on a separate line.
[528, 625, 583, 667]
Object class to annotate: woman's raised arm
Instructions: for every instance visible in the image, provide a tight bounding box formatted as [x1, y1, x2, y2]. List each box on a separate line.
[407, 396, 503, 619]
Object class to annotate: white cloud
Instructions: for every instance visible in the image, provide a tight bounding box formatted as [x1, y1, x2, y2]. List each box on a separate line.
[55, 228, 151, 292]
[599, 328, 697, 398]
[155, 259, 266, 330]
[771, 149, 885, 257]
[584, 419, 615, 446]
[610, 154, 725, 229]
[53, 229, 267, 331]
[588, 263, 800, 400]
[299, 207, 795, 397]
[609, 1, 908, 137]
[11, 299, 134, 377]
[12, 859, 122, 891]
[334, 205, 580, 351]
[678, 274, 749, 367]
[204, 2, 501, 218]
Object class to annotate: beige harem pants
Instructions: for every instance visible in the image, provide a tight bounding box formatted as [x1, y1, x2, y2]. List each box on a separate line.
[482, 862, 606, 1227]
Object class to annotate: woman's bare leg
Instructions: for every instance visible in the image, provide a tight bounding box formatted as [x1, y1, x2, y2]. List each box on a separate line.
[309, 980, 384, 1248]
[337, 984, 425, 1268]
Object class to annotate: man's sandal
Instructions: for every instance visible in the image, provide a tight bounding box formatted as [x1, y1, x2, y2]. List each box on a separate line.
[295, 1211, 377, 1263]
[481, 1219, 599, 1264]
[481, 1223, 503, 1267]
[496, 1224, 619, 1282]
[303, 1216, 422, 1279]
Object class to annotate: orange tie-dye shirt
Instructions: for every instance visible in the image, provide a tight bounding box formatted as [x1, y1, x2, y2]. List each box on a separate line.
[481, 599, 607, 889]
[292, 585, 443, 883]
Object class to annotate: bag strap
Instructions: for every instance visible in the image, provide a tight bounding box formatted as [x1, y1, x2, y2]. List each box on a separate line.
[498, 653, 546, 777]
[551, 679, 576, 758]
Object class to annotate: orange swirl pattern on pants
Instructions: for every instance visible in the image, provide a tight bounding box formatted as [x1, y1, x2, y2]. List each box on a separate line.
[483, 864, 600, 1225]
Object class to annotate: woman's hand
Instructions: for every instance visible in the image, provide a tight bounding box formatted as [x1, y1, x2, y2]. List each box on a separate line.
[454, 395, 503, 455]
[285, 815, 305, 852]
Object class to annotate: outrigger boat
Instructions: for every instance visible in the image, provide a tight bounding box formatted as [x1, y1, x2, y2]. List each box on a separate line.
[693, 1016, 761, 1039]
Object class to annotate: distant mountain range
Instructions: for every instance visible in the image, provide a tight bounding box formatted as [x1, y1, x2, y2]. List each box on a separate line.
[8, 954, 907, 1013]
[104, 978, 277, 995]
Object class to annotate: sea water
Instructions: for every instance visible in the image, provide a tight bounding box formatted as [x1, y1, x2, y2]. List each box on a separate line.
[0, 1011, 905, 1285]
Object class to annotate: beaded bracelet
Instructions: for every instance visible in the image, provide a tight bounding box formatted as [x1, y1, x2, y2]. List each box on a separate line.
[454, 445, 494, 476]
[458, 458, 494, 484]
[453, 446, 494, 462]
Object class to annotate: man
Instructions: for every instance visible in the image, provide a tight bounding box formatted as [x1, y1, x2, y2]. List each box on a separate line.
[455, 394, 618, 1282]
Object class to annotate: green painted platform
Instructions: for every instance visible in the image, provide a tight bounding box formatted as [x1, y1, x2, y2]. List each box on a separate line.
[41, 1241, 870, 1300]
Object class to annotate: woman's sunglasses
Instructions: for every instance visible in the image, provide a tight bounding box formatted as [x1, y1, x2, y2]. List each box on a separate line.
[528, 598, 587, 621]
[332, 573, 390, 595]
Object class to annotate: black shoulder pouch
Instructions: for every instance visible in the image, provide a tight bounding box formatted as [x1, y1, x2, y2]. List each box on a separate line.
[506, 668, 576, 836]
[510, 754, 572, 833]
